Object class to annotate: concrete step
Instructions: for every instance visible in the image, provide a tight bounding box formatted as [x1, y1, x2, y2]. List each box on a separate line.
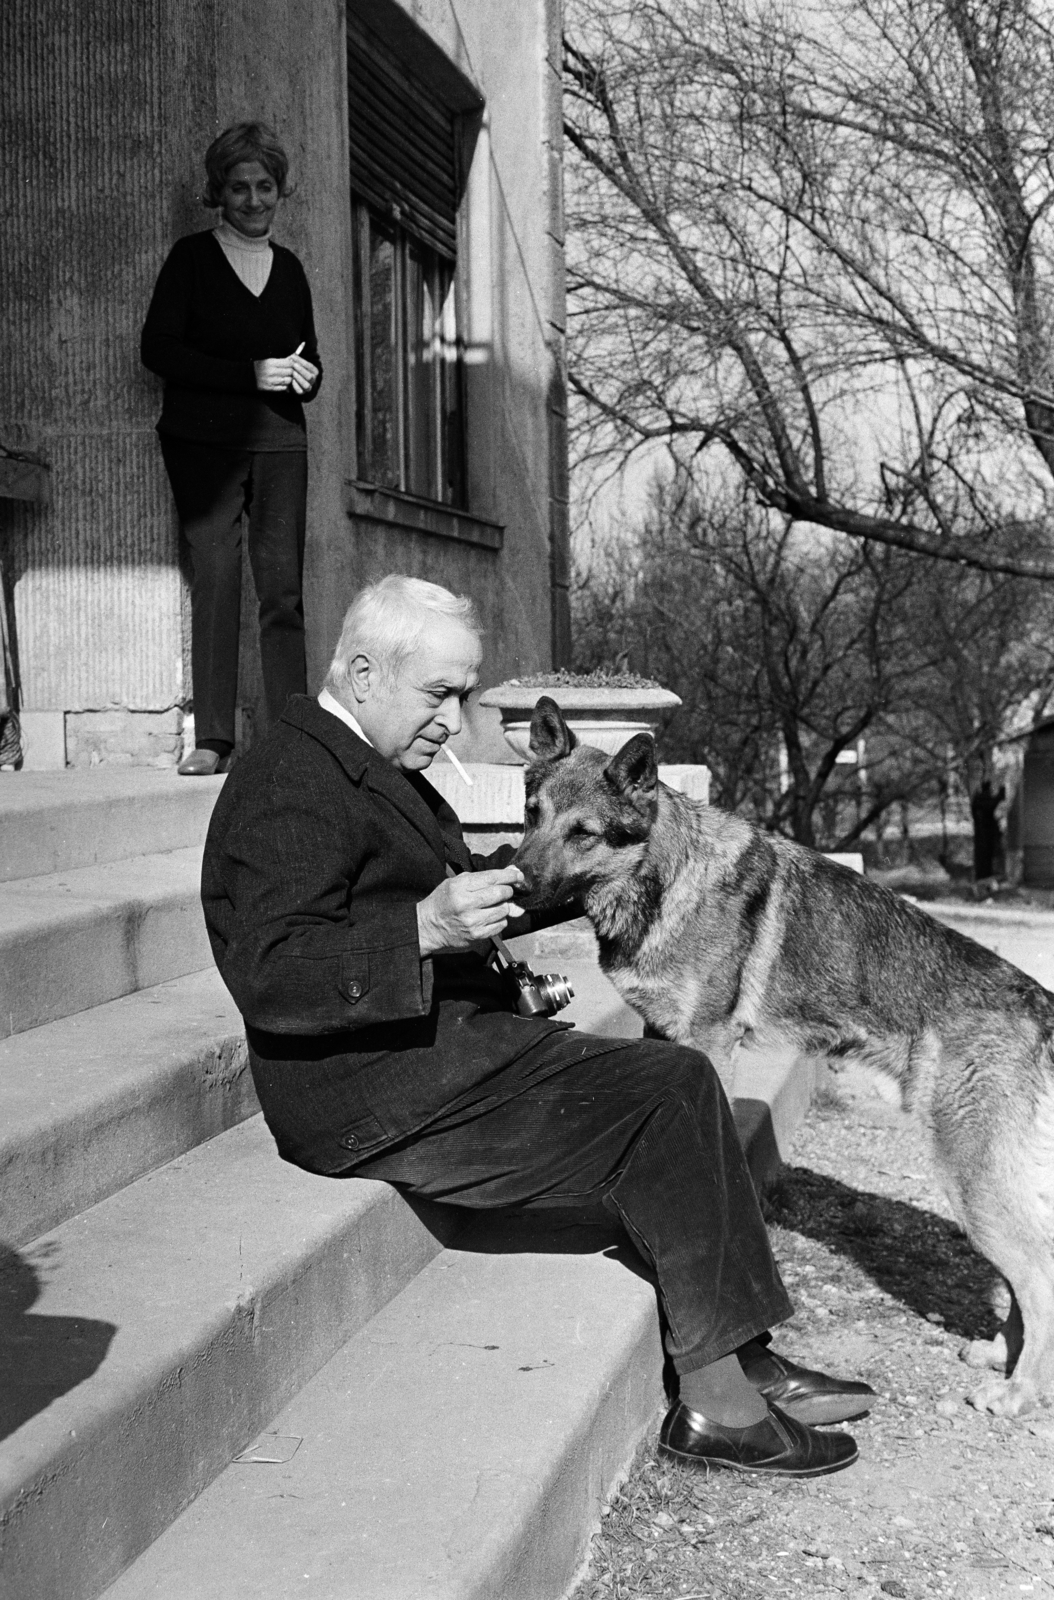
[0, 770, 223, 883]
[0, 1116, 458, 1600]
[89, 958, 812, 1600]
[100, 1211, 663, 1600]
[0, 904, 813, 1600]
[0, 967, 254, 1249]
[0, 847, 209, 1036]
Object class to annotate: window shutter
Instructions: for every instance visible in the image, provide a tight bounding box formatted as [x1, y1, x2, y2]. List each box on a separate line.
[347, 12, 459, 261]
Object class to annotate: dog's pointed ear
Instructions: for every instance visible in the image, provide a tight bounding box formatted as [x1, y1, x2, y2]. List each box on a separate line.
[604, 733, 658, 809]
[528, 696, 577, 763]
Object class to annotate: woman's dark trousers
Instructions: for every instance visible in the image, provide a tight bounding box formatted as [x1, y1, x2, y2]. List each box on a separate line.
[351, 1034, 793, 1377]
[160, 438, 307, 748]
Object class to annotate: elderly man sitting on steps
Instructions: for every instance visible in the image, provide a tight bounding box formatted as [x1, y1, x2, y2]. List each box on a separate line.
[202, 573, 873, 1477]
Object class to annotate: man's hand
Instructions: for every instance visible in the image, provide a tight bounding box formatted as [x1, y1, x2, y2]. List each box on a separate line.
[416, 867, 526, 957]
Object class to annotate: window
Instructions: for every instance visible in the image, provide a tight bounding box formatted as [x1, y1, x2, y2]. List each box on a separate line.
[352, 202, 464, 506]
[347, 6, 478, 509]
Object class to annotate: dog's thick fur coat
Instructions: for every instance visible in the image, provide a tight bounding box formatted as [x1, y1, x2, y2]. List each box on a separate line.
[513, 698, 1054, 1418]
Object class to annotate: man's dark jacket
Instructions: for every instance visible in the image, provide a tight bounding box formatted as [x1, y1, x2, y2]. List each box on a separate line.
[202, 695, 567, 1175]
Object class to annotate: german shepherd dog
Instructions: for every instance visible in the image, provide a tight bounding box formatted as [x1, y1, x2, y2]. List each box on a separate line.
[513, 697, 1054, 1418]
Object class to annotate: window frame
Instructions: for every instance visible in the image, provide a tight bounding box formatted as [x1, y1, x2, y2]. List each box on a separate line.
[351, 198, 467, 510]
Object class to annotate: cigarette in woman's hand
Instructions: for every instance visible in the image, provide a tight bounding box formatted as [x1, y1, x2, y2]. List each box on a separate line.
[294, 342, 305, 356]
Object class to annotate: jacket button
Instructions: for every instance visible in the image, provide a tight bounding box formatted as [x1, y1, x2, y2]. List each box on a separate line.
[346, 981, 362, 1000]
[340, 1133, 360, 1150]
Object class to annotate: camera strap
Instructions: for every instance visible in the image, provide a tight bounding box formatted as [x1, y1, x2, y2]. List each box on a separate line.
[443, 862, 517, 973]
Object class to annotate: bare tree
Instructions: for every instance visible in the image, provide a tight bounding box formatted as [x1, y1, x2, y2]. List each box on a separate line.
[575, 477, 1054, 854]
[911, 566, 1054, 779]
[575, 481, 925, 846]
[564, 0, 1054, 580]
[894, 556, 1054, 872]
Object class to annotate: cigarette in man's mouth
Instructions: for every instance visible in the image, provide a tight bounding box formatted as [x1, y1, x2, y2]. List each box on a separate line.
[443, 745, 474, 786]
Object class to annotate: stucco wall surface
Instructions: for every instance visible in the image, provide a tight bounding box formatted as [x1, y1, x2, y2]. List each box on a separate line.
[1, 2, 200, 714]
[317, 0, 569, 699]
[1, 0, 567, 758]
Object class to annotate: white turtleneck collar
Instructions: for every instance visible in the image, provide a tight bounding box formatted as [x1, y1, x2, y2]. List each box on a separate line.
[215, 218, 272, 251]
[214, 219, 273, 295]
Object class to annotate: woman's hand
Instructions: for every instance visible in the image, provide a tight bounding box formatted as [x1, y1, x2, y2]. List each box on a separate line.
[254, 345, 318, 393]
[416, 867, 526, 957]
[289, 353, 319, 394]
[254, 355, 297, 391]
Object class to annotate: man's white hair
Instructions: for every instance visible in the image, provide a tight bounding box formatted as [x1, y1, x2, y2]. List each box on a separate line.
[324, 574, 482, 693]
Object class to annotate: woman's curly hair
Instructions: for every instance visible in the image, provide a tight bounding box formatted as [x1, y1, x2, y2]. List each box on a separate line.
[202, 122, 293, 208]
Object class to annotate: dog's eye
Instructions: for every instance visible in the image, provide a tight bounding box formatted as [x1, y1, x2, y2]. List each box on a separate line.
[569, 824, 600, 849]
[524, 800, 540, 829]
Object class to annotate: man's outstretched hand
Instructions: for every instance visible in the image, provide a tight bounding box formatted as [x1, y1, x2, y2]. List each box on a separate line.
[416, 867, 526, 956]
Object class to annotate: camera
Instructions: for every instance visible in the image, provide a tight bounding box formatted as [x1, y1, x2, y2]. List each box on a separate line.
[506, 959, 575, 1018]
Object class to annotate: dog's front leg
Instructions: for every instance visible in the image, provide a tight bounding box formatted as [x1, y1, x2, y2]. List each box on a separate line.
[968, 1281, 1054, 1417]
[679, 1020, 746, 1101]
[961, 1283, 1020, 1375]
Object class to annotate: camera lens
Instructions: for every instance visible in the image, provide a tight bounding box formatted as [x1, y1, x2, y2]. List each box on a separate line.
[507, 961, 575, 1018]
[538, 974, 574, 1014]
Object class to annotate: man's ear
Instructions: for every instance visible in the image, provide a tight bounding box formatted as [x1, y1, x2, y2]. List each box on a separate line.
[528, 696, 577, 762]
[604, 733, 658, 812]
[347, 652, 374, 705]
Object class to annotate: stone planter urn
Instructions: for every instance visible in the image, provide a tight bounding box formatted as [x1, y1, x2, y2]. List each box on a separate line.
[479, 676, 682, 762]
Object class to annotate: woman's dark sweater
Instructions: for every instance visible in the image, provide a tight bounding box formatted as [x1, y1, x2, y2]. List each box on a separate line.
[141, 229, 322, 451]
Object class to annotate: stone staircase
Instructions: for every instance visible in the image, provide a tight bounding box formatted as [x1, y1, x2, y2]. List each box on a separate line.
[0, 768, 812, 1600]
[0, 771, 667, 1600]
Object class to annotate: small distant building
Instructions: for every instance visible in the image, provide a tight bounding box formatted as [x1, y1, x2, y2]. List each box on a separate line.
[1, 0, 569, 766]
[1012, 719, 1054, 887]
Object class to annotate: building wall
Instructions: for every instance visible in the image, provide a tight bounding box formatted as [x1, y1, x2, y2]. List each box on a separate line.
[1022, 726, 1054, 887]
[1, 0, 201, 732]
[0, 0, 567, 765]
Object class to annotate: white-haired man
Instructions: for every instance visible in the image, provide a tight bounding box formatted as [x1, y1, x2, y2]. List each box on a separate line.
[203, 574, 872, 1477]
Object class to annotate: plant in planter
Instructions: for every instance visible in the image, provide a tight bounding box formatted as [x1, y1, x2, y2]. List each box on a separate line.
[479, 669, 682, 760]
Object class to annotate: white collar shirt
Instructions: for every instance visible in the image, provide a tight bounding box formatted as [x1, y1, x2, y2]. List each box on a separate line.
[317, 687, 374, 747]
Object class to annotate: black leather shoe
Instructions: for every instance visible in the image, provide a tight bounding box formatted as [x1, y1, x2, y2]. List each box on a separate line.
[659, 1400, 858, 1477]
[739, 1344, 875, 1425]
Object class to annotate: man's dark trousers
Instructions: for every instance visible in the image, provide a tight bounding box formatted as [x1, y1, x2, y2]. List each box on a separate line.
[202, 696, 791, 1382]
[349, 1028, 791, 1375]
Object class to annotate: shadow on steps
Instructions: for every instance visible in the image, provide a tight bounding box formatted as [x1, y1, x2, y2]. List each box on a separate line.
[0, 1242, 116, 1443]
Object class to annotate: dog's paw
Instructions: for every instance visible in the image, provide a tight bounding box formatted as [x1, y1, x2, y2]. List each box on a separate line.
[960, 1333, 1008, 1371]
[989, 1279, 1012, 1321]
[966, 1377, 1037, 1418]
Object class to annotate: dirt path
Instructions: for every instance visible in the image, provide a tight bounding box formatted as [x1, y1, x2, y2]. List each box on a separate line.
[573, 1072, 1054, 1599]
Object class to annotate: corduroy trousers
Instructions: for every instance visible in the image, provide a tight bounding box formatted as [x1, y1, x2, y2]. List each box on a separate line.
[350, 1030, 793, 1375]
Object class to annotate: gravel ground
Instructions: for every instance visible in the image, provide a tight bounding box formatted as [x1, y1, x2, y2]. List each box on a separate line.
[572, 1071, 1054, 1600]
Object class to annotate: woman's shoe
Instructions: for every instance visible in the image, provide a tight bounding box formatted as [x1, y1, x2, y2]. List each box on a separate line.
[658, 1400, 858, 1476]
[178, 748, 228, 776]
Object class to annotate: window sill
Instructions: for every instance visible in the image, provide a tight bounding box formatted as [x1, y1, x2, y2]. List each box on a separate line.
[345, 481, 504, 550]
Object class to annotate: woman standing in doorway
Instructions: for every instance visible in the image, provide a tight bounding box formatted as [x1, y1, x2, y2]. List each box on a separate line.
[142, 122, 321, 775]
